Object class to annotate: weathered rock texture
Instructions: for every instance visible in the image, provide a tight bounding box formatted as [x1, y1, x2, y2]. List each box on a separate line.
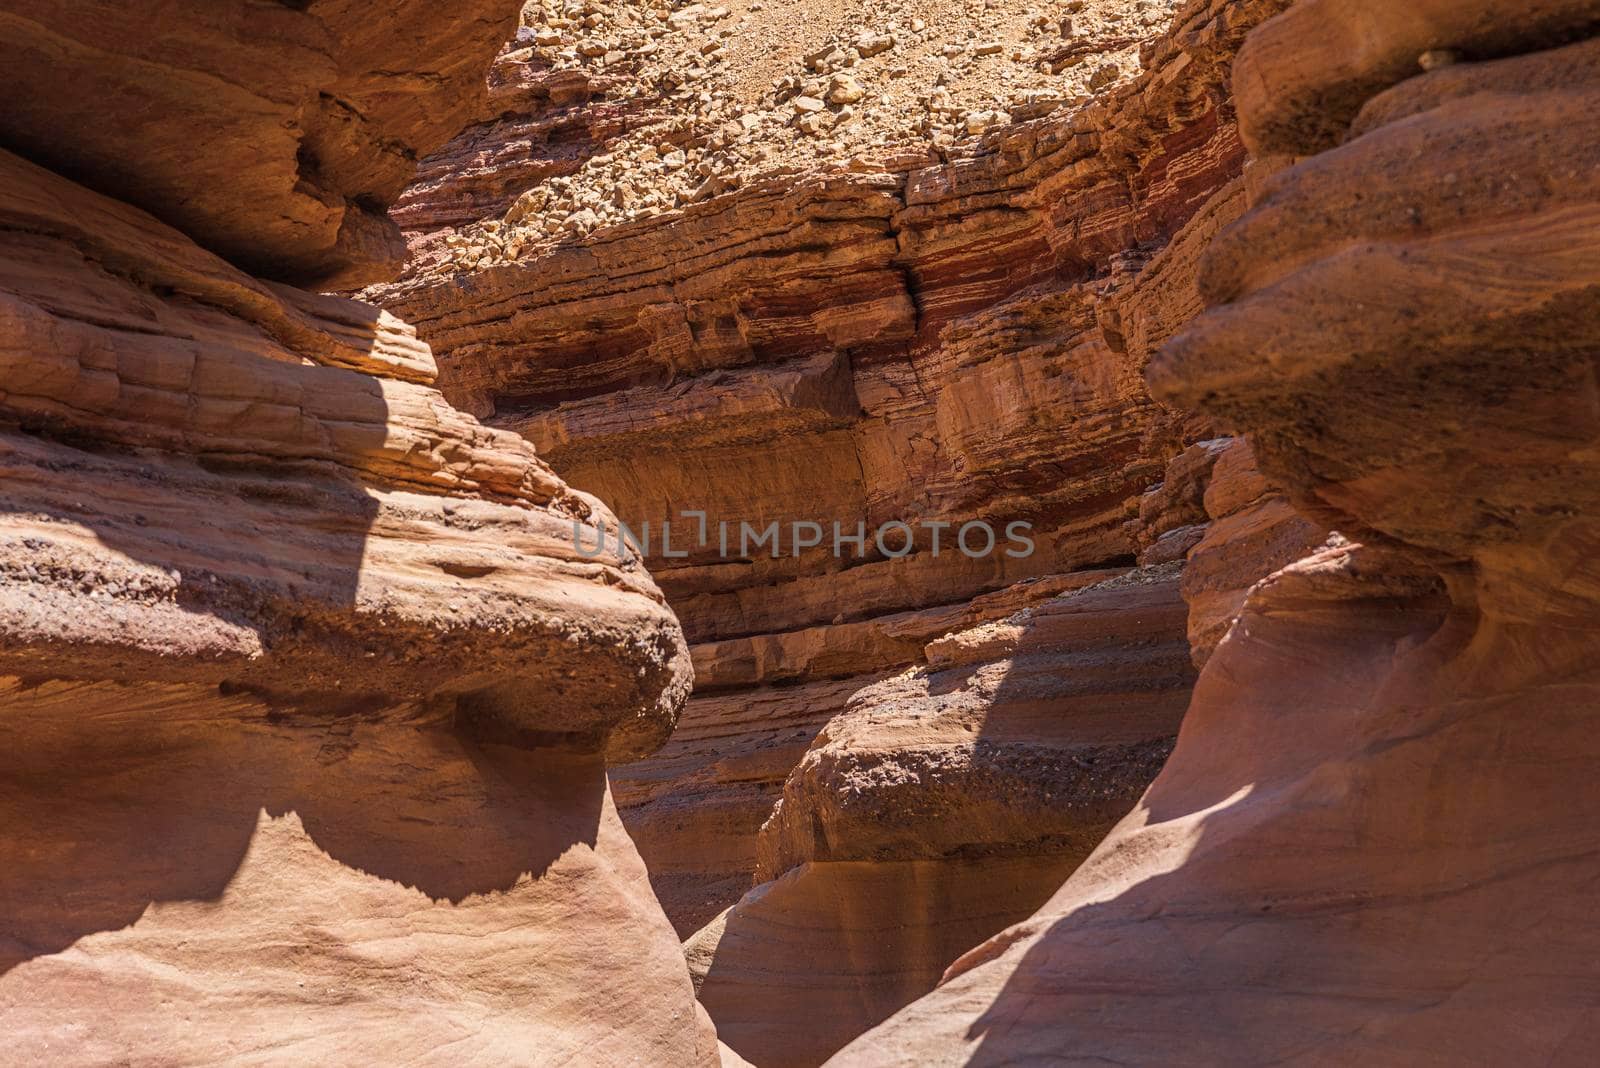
[830, 2, 1600, 1063]
[374, 0, 1291, 947]
[393, 46, 666, 239]
[395, 0, 1186, 268]
[0, 6, 716, 1061]
[0, 685, 717, 1064]
[1180, 436, 1328, 664]
[0, 148, 687, 748]
[0, 1, 519, 287]
[691, 569, 1196, 1066]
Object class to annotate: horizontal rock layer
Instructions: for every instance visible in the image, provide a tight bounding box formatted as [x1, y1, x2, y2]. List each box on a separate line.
[616, 571, 1107, 935]
[756, 574, 1194, 879]
[692, 571, 1195, 1066]
[0, 75, 708, 1058]
[392, 51, 663, 236]
[1179, 436, 1328, 664]
[375, 0, 1289, 937]
[834, 3, 1600, 1063]
[0, 148, 688, 757]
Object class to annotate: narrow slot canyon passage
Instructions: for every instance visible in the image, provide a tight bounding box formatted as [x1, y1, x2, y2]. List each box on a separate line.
[362, 1, 1295, 1061]
[4, 0, 1600, 1065]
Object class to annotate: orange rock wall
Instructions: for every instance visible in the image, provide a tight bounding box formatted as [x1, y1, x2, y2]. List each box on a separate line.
[0, 4, 714, 1061]
[376, 0, 1294, 936]
[831, 2, 1600, 1063]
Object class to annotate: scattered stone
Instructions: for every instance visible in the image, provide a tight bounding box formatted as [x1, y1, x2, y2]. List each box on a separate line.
[797, 111, 834, 136]
[421, 0, 1176, 270]
[827, 74, 866, 105]
[1088, 60, 1122, 89]
[855, 31, 895, 58]
[965, 109, 1007, 134]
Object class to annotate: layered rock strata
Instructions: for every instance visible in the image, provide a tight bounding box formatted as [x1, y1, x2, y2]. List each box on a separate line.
[619, 570, 1117, 934]
[0, 6, 714, 1061]
[397, 0, 1186, 266]
[693, 569, 1196, 1066]
[375, 0, 1294, 937]
[1180, 437, 1328, 665]
[392, 50, 665, 237]
[830, 2, 1600, 1063]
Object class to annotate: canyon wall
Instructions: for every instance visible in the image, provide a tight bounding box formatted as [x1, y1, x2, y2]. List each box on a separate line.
[687, 566, 1196, 1066]
[377, 0, 1288, 936]
[831, 1, 1600, 1063]
[7, 0, 1583, 1064]
[370, 0, 1296, 1060]
[0, 4, 719, 1063]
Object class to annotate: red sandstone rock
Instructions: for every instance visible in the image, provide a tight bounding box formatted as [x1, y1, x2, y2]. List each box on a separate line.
[1233, 0, 1600, 158]
[695, 572, 1196, 1066]
[689, 856, 1077, 1068]
[372, 0, 1284, 933]
[1126, 436, 1231, 564]
[0, 1, 519, 286]
[393, 49, 664, 237]
[0, 149, 688, 756]
[613, 676, 886, 938]
[0, 91, 707, 1064]
[1180, 438, 1328, 664]
[830, 5, 1600, 1064]
[611, 569, 1121, 937]
[0, 685, 716, 1064]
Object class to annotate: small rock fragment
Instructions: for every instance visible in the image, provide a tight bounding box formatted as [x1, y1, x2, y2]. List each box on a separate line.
[827, 74, 866, 105]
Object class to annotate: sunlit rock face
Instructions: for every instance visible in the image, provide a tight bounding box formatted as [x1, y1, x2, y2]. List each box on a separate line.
[689, 571, 1197, 1067]
[0, 4, 715, 1060]
[373, 0, 1293, 945]
[829, 2, 1600, 1064]
[0, 687, 714, 1064]
[363, 2, 1299, 1061]
[1180, 437, 1328, 665]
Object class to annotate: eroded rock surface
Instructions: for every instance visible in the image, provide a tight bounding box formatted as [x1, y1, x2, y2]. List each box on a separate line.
[373, 0, 1291, 940]
[397, 0, 1186, 265]
[830, 3, 1600, 1064]
[694, 570, 1195, 1066]
[0, 1, 519, 286]
[0, 687, 716, 1064]
[0, 7, 714, 1059]
[0, 148, 687, 758]
[1179, 437, 1328, 665]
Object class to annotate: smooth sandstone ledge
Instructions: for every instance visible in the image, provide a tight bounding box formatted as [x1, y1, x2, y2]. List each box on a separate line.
[0, 680, 718, 1065]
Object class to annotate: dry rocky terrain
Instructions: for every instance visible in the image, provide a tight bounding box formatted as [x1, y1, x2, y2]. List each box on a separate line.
[398, 0, 1182, 273]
